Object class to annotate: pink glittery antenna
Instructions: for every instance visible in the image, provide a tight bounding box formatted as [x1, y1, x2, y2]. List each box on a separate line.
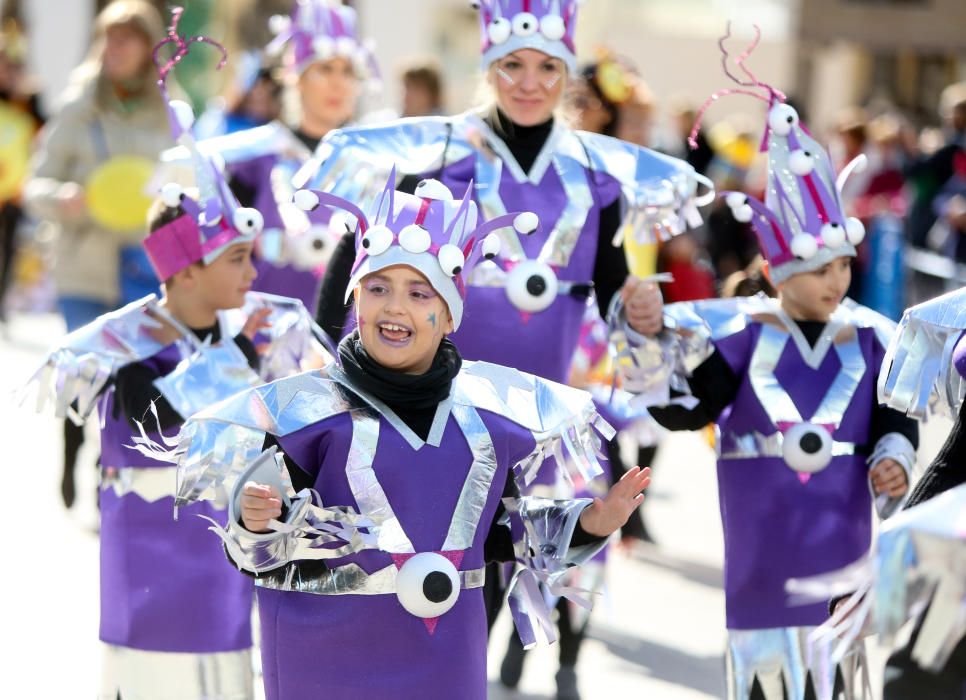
[688, 23, 785, 151]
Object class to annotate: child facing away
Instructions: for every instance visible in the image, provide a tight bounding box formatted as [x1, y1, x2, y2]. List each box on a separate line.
[620, 71, 919, 699]
[166, 175, 651, 700]
[23, 24, 330, 697]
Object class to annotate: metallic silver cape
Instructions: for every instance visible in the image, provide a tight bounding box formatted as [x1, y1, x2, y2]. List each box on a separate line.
[22, 295, 170, 422]
[625, 295, 895, 407]
[158, 120, 310, 170]
[787, 483, 966, 674]
[293, 111, 711, 246]
[878, 286, 966, 418]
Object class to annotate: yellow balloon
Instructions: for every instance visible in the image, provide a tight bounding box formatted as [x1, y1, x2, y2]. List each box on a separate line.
[86, 156, 156, 233]
[0, 102, 34, 201]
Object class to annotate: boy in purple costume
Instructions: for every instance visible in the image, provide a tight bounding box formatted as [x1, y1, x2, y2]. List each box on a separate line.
[169, 176, 652, 700]
[629, 40, 919, 700]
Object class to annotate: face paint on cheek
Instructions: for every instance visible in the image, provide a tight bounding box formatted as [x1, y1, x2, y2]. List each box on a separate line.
[427, 312, 436, 328]
[544, 73, 560, 90]
[496, 67, 515, 85]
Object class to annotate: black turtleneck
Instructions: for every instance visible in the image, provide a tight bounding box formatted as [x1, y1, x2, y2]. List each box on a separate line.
[649, 318, 918, 454]
[315, 111, 629, 347]
[113, 323, 259, 431]
[293, 127, 324, 154]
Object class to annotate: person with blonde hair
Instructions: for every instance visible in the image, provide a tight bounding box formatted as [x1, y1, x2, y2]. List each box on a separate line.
[23, 0, 174, 510]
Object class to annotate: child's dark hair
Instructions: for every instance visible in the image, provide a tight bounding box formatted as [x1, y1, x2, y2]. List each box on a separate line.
[147, 197, 187, 233]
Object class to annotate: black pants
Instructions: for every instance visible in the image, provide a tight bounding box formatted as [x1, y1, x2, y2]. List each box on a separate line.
[0, 201, 22, 315]
[883, 616, 966, 700]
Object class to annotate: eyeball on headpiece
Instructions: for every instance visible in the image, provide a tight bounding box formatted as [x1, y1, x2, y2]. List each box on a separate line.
[767, 103, 799, 137]
[268, 14, 291, 35]
[335, 36, 357, 57]
[788, 149, 815, 176]
[845, 217, 865, 245]
[513, 212, 539, 234]
[398, 224, 432, 254]
[293, 189, 320, 211]
[437, 244, 466, 276]
[313, 36, 335, 59]
[233, 207, 264, 237]
[820, 222, 845, 249]
[512, 12, 539, 37]
[790, 232, 818, 260]
[361, 224, 393, 256]
[481, 233, 501, 260]
[725, 193, 753, 223]
[488, 17, 512, 44]
[540, 14, 566, 41]
[414, 179, 453, 201]
[160, 182, 185, 208]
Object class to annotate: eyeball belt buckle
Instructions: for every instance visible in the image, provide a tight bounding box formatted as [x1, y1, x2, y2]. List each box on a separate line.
[782, 422, 833, 483]
[395, 552, 461, 619]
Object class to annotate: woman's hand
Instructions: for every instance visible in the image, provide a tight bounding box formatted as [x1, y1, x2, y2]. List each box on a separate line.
[578, 466, 652, 538]
[620, 277, 664, 336]
[240, 481, 283, 533]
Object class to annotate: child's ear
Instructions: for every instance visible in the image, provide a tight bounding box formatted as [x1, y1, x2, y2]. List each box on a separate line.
[444, 311, 454, 335]
[761, 260, 772, 285]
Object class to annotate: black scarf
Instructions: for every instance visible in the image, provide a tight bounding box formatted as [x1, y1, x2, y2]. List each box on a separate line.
[337, 331, 462, 412]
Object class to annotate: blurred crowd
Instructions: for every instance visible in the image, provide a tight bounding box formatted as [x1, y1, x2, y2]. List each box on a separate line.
[2, 6, 964, 334]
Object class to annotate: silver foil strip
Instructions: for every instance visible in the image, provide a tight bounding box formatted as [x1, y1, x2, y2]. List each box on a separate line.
[99, 644, 253, 700]
[154, 341, 261, 421]
[444, 403, 499, 552]
[344, 411, 414, 554]
[718, 431, 856, 461]
[100, 466, 181, 504]
[878, 286, 966, 418]
[160, 120, 308, 168]
[725, 627, 869, 700]
[255, 562, 485, 596]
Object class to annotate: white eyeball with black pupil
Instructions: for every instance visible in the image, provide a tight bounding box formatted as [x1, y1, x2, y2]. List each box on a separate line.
[313, 36, 334, 59]
[732, 204, 754, 223]
[782, 422, 833, 474]
[398, 224, 432, 254]
[293, 189, 320, 211]
[289, 226, 331, 270]
[395, 552, 460, 619]
[506, 260, 558, 313]
[790, 232, 818, 260]
[512, 12, 539, 36]
[414, 179, 453, 201]
[789, 149, 814, 176]
[725, 192, 747, 210]
[233, 207, 264, 236]
[437, 244, 465, 276]
[767, 103, 799, 137]
[160, 182, 184, 208]
[361, 224, 393, 256]
[845, 217, 866, 245]
[481, 233, 501, 260]
[488, 17, 512, 44]
[540, 14, 566, 40]
[821, 221, 846, 249]
[514, 211, 539, 234]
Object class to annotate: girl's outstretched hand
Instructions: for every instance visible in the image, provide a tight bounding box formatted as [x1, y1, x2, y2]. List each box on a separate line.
[579, 466, 652, 538]
[240, 481, 283, 533]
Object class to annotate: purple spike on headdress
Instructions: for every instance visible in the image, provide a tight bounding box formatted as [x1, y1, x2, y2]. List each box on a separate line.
[443, 181, 477, 245]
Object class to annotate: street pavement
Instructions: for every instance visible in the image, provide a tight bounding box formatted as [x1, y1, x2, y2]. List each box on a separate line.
[1, 311, 950, 699]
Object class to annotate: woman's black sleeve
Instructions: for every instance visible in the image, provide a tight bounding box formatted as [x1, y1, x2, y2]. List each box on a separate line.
[648, 349, 740, 430]
[315, 229, 356, 345]
[906, 400, 966, 508]
[592, 198, 629, 319]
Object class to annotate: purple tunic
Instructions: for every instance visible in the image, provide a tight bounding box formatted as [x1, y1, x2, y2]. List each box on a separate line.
[98, 344, 254, 653]
[711, 318, 885, 630]
[232, 151, 330, 314]
[428, 149, 622, 384]
[260, 407, 536, 699]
